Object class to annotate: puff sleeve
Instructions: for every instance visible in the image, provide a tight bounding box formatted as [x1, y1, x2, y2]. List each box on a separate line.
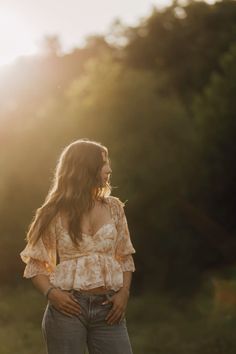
[114, 198, 136, 272]
[20, 218, 57, 278]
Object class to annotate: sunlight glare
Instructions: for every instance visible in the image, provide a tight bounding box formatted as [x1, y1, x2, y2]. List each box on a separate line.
[0, 7, 38, 67]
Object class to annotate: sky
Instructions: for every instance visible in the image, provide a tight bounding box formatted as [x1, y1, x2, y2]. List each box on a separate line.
[0, 0, 174, 67]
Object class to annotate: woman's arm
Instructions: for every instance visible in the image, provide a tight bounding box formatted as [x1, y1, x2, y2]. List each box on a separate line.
[105, 272, 132, 325]
[31, 274, 56, 297]
[31, 274, 82, 317]
[118, 271, 132, 295]
[104, 198, 136, 324]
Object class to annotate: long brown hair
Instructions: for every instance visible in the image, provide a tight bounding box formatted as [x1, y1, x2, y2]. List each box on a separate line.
[26, 138, 112, 247]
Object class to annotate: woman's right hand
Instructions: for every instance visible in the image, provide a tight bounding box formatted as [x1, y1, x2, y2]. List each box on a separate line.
[47, 288, 82, 317]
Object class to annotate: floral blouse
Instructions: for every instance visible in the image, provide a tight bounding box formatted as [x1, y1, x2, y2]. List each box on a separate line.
[20, 196, 136, 292]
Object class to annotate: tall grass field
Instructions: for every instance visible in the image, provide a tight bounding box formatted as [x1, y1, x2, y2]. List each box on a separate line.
[1, 278, 236, 354]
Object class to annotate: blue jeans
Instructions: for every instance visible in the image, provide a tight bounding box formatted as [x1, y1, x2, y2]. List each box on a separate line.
[41, 289, 134, 354]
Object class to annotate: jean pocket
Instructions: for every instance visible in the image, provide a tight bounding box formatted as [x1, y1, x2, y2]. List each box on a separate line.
[99, 293, 113, 304]
[101, 301, 113, 307]
[48, 303, 78, 319]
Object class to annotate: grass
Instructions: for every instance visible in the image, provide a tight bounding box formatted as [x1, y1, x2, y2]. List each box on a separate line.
[1, 279, 236, 354]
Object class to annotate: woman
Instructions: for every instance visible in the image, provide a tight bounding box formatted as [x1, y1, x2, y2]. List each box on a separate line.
[20, 138, 136, 354]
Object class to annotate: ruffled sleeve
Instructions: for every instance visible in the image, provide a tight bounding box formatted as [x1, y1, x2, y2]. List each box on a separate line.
[113, 197, 136, 272]
[20, 217, 57, 278]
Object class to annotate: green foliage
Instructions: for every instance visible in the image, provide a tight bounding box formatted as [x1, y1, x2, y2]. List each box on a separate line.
[1, 282, 236, 354]
[124, 0, 236, 102]
[193, 43, 236, 228]
[0, 0, 236, 296]
[58, 53, 198, 291]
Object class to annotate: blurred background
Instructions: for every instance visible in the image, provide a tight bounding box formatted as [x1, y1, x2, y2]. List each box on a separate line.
[1, 0, 236, 352]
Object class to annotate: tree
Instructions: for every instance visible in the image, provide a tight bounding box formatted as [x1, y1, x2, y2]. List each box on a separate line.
[124, 0, 236, 103]
[193, 43, 236, 230]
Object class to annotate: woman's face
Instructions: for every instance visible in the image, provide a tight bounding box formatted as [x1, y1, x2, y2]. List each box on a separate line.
[100, 151, 112, 186]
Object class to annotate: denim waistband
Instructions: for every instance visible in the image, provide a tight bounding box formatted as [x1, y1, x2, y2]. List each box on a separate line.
[70, 289, 117, 298]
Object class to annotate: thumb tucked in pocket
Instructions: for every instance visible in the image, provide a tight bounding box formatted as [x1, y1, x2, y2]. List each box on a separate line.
[101, 300, 109, 305]
[101, 294, 113, 305]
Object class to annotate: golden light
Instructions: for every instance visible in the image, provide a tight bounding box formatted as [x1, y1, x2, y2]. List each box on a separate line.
[0, 7, 38, 67]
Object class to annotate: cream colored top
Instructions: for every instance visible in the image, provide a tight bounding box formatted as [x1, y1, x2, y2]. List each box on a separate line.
[20, 196, 136, 292]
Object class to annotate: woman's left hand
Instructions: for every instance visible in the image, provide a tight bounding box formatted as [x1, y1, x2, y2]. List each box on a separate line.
[103, 288, 129, 325]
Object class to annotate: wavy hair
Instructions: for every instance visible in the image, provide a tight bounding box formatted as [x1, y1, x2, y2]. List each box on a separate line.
[26, 138, 112, 247]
